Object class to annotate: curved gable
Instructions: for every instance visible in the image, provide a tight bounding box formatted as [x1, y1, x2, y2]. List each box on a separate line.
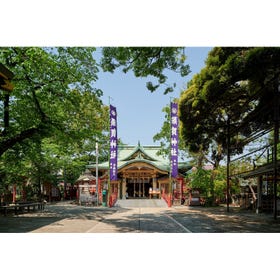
[120, 143, 157, 162]
[119, 160, 169, 175]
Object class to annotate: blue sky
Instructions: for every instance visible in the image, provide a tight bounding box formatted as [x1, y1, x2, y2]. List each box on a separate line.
[95, 47, 213, 146]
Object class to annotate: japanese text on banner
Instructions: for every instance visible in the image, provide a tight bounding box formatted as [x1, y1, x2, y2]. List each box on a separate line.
[170, 102, 178, 178]
[110, 105, 118, 181]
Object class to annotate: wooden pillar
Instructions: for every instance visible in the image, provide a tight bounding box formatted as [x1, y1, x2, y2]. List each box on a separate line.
[142, 178, 145, 198]
[117, 181, 120, 198]
[152, 176, 157, 190]
[122, 178, 127, 199]
[139, 178, 141, 197]
[140, 178, 142, 197]
[133, 179, 136, 197]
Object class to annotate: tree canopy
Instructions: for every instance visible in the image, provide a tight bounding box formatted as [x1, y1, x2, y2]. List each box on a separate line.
[1, 47, 190, 156]
[1, 47, 190, 194]
[179, 47, 280, 167]
[153, 101, 189, 160]
[0, 47, 105, 157]
[101, 47, 190, 94]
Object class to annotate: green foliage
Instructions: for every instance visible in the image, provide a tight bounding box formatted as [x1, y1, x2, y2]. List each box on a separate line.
[187, 166, 238, 203]
[1, 47, 191, 195]
[101, 47, 190, 95]
[212, 167, 226, 198]
[188, 168, 212, 197]
[153, 101, 189, 160]
[179, 47, 280, 167]
[0, 47, 108, 194]
[0, 47, 101, 156]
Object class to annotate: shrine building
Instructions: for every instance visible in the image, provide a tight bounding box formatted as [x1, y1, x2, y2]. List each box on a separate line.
[86, 142, 191, 200]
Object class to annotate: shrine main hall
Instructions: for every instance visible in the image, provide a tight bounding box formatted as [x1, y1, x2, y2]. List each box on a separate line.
[86, 142, 191, 199]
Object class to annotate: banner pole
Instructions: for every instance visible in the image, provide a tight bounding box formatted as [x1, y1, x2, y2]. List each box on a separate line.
[108, 97, 118, 206]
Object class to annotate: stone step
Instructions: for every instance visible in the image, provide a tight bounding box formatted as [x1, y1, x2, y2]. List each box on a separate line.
[115, 198, 168, 208]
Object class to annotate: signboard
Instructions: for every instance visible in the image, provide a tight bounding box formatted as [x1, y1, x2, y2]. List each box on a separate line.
[110, 105, 118, 181]
[170, 102, 179, 178]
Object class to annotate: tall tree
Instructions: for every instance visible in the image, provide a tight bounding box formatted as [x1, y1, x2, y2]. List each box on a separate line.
[179, 47, 280, 167]
[1, 47, 190, 157]
[1, 47, 191, 195]
[0, 47, 102, 157]
[153, 102, 189, 160]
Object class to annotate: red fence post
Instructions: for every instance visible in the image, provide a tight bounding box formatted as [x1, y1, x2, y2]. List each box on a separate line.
[168, 193, 173, 207]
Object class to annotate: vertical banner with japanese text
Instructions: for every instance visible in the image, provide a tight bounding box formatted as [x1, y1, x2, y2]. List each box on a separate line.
[170, 102, 178, 178]
[110, 105, 118, 181]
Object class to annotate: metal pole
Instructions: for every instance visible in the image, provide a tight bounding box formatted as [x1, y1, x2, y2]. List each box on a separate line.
[273, 80, 280, 219]
[96, 140, 99, 206]
[226, 116, 230, 213]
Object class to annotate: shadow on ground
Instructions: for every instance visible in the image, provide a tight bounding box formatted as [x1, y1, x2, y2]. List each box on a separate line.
[167, 206, 280, 232]
[2, 203, 280, 233]
[0, 203, 117, 233]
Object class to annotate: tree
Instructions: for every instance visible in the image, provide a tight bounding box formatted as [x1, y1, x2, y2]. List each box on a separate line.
[179, 47, 280, 168]
[187, 167, 212, 199]
[0, 47, 102, 157]
[175, 47, 280, 205]
[1, 47, 191, 197]
[100, 47, 190, 94]
[1, 47, 190, 157]
[153, 101, 189, 160]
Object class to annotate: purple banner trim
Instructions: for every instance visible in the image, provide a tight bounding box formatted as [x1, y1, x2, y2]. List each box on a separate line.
[110, 105, 118, 181]
[170, 102, 178, 178]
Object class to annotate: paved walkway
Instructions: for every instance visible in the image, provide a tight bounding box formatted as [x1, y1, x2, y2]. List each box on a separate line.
[115, 198, 167, 208]
[170, 205, 280, 232]
[1, 200, 280, 233]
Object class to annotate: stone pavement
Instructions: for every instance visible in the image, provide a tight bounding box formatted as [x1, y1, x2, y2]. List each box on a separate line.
[169, 205, 280, 232]
[1, 200, 280, 233]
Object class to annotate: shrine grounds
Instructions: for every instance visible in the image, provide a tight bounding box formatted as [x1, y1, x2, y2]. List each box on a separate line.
[1, 199, 280, 233]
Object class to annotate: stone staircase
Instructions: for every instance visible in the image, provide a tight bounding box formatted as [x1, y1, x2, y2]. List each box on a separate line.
[115, 198, 168, 208]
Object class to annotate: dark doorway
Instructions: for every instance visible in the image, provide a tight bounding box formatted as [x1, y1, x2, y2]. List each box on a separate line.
[126, 180, 152, 198]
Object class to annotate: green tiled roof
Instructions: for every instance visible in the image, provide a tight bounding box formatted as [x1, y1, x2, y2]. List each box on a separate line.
[86, 143, 191, 174]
